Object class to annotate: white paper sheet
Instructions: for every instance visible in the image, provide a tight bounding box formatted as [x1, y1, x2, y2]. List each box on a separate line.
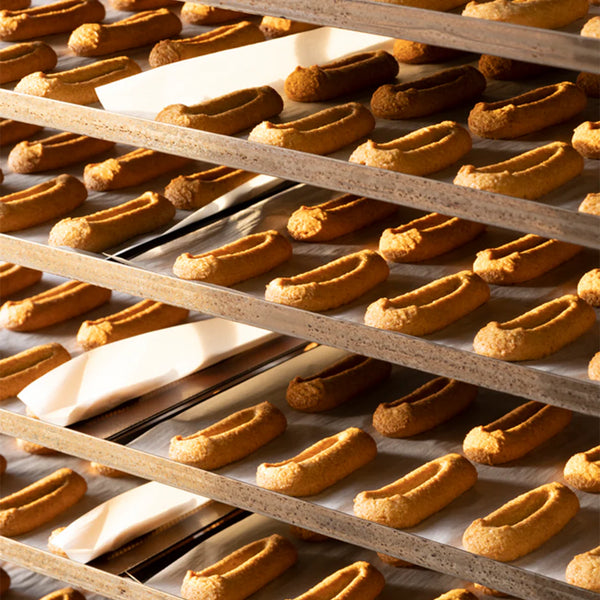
[18, 319, 277, 426]
[96, 27, 393, 119]
[49, 481, 208, 564]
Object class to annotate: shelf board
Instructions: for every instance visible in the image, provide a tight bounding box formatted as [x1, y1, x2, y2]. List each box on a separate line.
[0, 236, 596, 416]
[1, 91, 598, 249]
[0, 409, 594, 600]
[188, 0, 600, 73]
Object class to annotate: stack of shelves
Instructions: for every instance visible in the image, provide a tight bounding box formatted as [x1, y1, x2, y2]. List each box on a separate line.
[1, 1, 598, 599]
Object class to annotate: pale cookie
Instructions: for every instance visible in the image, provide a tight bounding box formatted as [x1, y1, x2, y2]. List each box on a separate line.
[578, 268, 600, 306]
[289, 561, 385, 600]
[0, 280, 111, 331]
[165, 166, 257, 210]
[265, 249, 389, 312]
[0, 174, 87, 233]
[473, 294, 596, 361]
[181, 534, 297, 600]
[0, 0, 105, 41]
[256, 427, 377, 496]
[77, 300, 189, 349]
[572, 121, 600, 159]
[8, 132, 115, 174]
[0, 41, 56, 84]
[462, 481, 579, 561]
[0, 262, 42, 299]
[373, 377, 477, 438]
[248, 102, 376, 155]
[0, 468, 87, 536]
[379, 212, 485, 262]
[463, 400, 572, 464]
[149, 21, 263, 68]
[462, 0, 589, 29]
[473, 234, 582, 284]
[564, 445, 600, 493]
[354, 453, 477, 528]
[68, 8, 182, 56]
[286, 354, 392, 412]
[454, 141, 584, 200]
[579, 192, 600, 215]
[371, 65, 486, 120]
[364, 270, 490, 335]
[49, 191, 176, 252]
[350, 120, 472, 175]
[566, 546, 600, 592]
[287, 194, 397, 242]
[83, 148, 190, 191]
[284, 50, 399, 102]
[173, 230, 293, 286]
[156, 86, 284, 135]
[468, 82, 587, 139]
[169, 401, 286, 470]
[0, 342, 70, 400]
[15, 56, 141, 105]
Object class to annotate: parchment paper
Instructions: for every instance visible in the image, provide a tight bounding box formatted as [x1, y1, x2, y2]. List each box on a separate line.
[127, 184, 599, 383]
[130, 344, 600, 588]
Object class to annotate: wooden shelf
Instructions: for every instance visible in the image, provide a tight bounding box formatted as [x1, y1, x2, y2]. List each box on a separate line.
[1, 91, 598, 249]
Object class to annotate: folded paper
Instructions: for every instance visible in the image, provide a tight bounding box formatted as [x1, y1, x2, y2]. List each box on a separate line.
[19, 318, 276, 426]
[50, 481, 208, 563]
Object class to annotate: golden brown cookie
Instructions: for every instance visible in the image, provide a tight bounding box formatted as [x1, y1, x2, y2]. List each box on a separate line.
[564, 445, 600, 493]
[463, 400, 572, 464]
[371, 65, 486, 119]
[365, 270, 490, 335]
[477, 54, 549, 80]
[579, 192, 600, 215]
[287, 194, 397, 242]
[0, 0, 105, 41]
[39, 588, 86, 600]
[181, 534, 297, 600]
[349, 120, 472, 175]
[249, 102, 376, 155]
[0, 343, 70, 400]
[379, 213, 485, 262]
[0, 280, 111, 331]
[256, 427, 377, 496]
[173, 230, 293, 286]
[0, 118, 42, 146]
[265, 249, 389, 312]
[15, 56, 141, 105]
[0, 262, 42, 299]
[156, 86, 284, 135]
[259, 16, 318, 39]
[354, 453, 477, 528]
[577, 72, 600, 98]
[89, 462, 129, 478]
[577, 268, 600, 306]
[473, 294, 596, 361]
[109, 0, 178, 9]
[566, 546, 600, 592]
[49, 191, 176, 252]
[462, 481, 579, 561]
[169, 401, 287, 470]
[8, 132, 115, 173]
[0, 174, 87, 233]
[286, 354, 392, 412]
[289, 561, 385, 600]
[149, 21, 263, 68]
[462, 0, 589, 29]
[68, 8, 181, 56]
[180, 2, 247, 24]
[373, 377, 477, 438]
[284, 50, 399, 102]
[83, 148, 190, 191]
[572, 120, 600, 159]
[0, 41, 56, 84]
[473, 234, 582, 285]
[589, 352, 600, 381]
[289, 525, 329, 542]
[393, 39, 465, 64]
[0, 468, 87, 536]
[77, 300, 188, 349]
[454, 141, 584, 200]
[468, 82, 587, 139]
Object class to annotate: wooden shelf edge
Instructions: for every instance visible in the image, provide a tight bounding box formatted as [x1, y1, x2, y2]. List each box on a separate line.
[0, 236, 596, 415]
[0, 91, 598, 249]
[0, 410, 593, 600]
[185, 0, 600, 72]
